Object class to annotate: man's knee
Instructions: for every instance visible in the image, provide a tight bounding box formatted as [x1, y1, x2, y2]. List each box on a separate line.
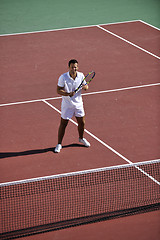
[76, 117, 85, 127]
[60, 118, 69, 128]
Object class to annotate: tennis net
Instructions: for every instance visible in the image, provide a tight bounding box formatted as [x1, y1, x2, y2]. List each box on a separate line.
[0, 159, 160, 239]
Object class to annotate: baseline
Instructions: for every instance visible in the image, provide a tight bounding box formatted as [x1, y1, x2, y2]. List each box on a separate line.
[0, 20, 159, 37]
[0, 20, 140, 37]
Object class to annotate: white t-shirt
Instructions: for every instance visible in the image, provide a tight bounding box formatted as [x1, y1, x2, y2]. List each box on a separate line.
[58, 71, 85, 107]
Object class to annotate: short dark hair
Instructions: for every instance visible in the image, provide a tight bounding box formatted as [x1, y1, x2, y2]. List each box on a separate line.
[68, 59, 78, 67]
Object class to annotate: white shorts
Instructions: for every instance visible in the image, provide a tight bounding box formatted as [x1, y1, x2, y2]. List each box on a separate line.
[61, 102, 85, 120]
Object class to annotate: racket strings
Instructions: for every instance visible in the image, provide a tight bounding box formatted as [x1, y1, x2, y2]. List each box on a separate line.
[85, 71, 95, 83]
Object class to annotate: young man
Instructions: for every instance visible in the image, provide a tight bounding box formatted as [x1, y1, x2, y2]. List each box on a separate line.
[54, 59, 90, 153]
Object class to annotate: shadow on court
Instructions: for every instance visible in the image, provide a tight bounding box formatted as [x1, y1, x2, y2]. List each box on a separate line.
[0, 144, 86, 158]
[0, 148, 54, 159]
[62, 143, 86, 149]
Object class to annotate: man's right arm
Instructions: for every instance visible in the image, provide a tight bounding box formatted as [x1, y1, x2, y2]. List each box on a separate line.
[57, 86, 75, 97]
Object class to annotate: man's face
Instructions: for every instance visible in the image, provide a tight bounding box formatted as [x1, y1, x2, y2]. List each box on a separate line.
[69, 63, 78, 75]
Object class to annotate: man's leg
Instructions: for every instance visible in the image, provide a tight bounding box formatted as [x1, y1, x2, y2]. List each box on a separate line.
[55, 117, 68, 153]
[76, 116, 90, 147]
[76, 116, 85, 139]
[58, 117, 69, 144]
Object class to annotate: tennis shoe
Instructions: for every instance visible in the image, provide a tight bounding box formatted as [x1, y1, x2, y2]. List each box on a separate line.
[79, 138, 90, 147]
[54, 144, 62, 153]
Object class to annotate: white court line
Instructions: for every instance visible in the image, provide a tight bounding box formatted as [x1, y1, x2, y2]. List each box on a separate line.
[0, 20, 140, 37]
[0, 82, 159, 107]
[0, 20, 159, 37]
[0, 96, 62, 107]
[97, 25, 160, 60]
[82, 82, 160, 97]
[139, 20, 160, 31]
[42, 99, 160, 185]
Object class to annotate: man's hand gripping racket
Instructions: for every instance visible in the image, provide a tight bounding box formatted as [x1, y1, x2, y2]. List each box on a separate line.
[70, 71, 95, 97]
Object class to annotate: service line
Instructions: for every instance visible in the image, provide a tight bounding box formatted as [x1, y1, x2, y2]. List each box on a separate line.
[0, 82, 159, 107]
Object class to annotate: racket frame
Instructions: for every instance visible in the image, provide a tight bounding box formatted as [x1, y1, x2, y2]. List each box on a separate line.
[74, 71, 95, 93]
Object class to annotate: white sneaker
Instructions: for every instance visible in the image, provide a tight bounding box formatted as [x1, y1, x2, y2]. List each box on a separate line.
[79, 138, 90, 147]
[54, 144, 62, 153]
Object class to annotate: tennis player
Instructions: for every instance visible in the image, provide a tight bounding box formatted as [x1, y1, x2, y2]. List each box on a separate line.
[54, 59, 90, 153]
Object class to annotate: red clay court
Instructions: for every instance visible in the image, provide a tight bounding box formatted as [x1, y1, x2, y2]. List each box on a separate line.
[0, 20, 160, 240]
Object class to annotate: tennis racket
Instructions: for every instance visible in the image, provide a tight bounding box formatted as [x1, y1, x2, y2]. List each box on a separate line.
[74, 71, 95, 93]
